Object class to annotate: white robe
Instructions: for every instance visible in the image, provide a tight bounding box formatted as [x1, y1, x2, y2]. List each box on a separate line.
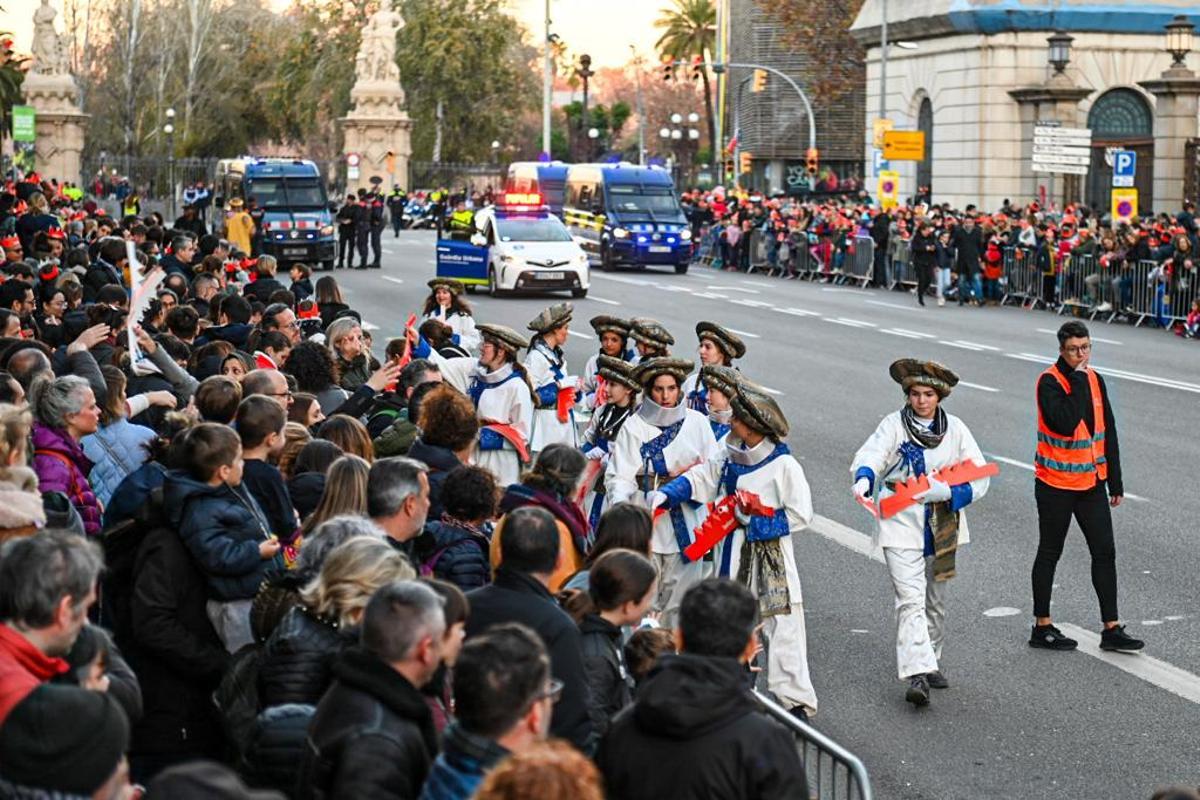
[676, 436, 817, 713]
[424, 307, 480, 354]
[428, 352, 532, 488]
[525, 341, 578, 452]
[849, 410, 989, 551]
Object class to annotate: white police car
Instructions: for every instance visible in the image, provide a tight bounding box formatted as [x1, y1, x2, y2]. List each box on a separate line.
[474, 194, 590, 298]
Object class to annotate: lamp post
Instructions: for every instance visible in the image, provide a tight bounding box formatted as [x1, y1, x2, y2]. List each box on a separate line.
[491, 139, 500, 166]
[587, 127, 600, 161]
[1165, 15, 1195, 68]
[661, 112, 701, 184]
[163, 107, 176, 220]
[1047, 31, 1073, 75]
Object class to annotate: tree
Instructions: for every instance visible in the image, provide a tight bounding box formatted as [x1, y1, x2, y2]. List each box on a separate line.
[752, 0, 865, 105]
[654, 0, 716, 154]
[0, 26, 29, 152]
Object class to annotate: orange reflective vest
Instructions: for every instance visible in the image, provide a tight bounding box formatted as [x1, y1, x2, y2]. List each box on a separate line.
[1035, 365, 1107, 490]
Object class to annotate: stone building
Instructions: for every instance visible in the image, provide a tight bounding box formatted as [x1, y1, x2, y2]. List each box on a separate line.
[850, 0, 1200, 213]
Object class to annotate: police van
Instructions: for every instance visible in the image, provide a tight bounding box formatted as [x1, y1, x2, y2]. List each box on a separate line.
[435, 192, 589, 298]
[505, 161, 569, 217]
[563, 163, 692, 273]
[214, 158, 337, 269]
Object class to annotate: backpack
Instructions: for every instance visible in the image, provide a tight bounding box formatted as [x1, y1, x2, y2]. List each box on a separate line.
[419, 545, 452, 577]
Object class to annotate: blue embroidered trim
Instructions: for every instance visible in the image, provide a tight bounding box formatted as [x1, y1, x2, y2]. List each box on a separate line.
[716, 443, 792, 576]
[660, 475, 692, 506]
[639, 421, 690, 556]
[746, 512, 790, 543]
[468, 371, 521, 407]
[687, 384, 708, 414]
[478, 428, 504, 451]
[710, 421, 730, 441]
[950, 482, 973, 513]
[854, 466, 875, 494]
[412, 337, 431, 359]
[534, 383, 558, 406]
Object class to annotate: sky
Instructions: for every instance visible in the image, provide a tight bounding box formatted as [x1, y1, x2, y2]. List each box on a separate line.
[3, 0, 670, 65]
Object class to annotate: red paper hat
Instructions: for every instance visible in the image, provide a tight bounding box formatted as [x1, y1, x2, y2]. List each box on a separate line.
[0, 236, 20, 250]
[40, 264, 60, 281]
[297, 301, 320, 320]
[45, 227, 66, 240]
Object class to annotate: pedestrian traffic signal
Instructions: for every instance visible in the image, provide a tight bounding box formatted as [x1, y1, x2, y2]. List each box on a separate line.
[691, 55, 705, 82]
[752, 69, 768, 93]
[723, 157, 734, 177]
[661, 57, 676, 82]
[806, 147, 819, 176]
[739, 152, 753, 174]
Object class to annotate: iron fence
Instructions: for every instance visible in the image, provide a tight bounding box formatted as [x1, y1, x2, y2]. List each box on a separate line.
[408, 161, 503, 194]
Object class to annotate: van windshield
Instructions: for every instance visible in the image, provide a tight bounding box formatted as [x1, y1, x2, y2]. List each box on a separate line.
[247, 178, 326, 210]
[607, 184, 680, 215]
[496, 216, 573, 243]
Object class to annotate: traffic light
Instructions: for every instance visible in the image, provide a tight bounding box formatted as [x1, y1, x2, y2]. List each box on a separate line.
[752, 68, 768, 93]
[691, 55, 704, 82]
[806, 147, 819, 176]
[661, 57, 675, 82]
[739, 152, 753, 175]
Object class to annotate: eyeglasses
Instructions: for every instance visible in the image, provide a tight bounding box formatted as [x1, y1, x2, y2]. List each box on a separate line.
[1063, 344, 1091, 355]
[535, 678, 565, 705]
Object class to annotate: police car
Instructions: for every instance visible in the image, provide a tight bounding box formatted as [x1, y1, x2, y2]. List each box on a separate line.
[435, 192, 589, 298]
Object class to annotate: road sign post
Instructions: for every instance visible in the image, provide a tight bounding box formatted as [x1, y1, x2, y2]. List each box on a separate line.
[879, 170, 899, 210]
[1111, 188, 1138, 223]
[1112, 150, 1136, 188]
[882, 130, 925, 161]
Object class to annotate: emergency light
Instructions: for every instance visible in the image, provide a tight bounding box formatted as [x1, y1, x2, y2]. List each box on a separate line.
[502, 192, 542, 207]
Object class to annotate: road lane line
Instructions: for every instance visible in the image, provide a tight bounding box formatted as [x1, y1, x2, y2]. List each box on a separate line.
[939, 340, 983, 351]
[958, 381, 999, 392]
[775, 307, 821, 317]
[693, 292, 726, 300]
[1037, 328, 1122, 345]
[710, 285, 759, 294]
[889, 328, 936, 338]
[1006, 353, 1200, 394]
[866, 299, 918, 311]
[808, 515, 884, 564]
[983, 453, 1147, 501]
[1056, 624, 1200, 706]
[881, 329, 926, 339]
[361, 321, 379, 331]
[955, 340, 1000, 351]
[567, 330, 594, 340]
[826, 317, 876, 328]
[724, 327, 761, 339]
[730, 299, 774, 309]
[758, 385, 784, 396]
[381, 276, 405, 285]
[589, 295, 620, 306]
[592, 274, 652, 287]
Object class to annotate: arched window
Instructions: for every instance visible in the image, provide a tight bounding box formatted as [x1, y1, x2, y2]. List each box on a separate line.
[1087, 89, 1152, 140]
[916, 97, 934, 194]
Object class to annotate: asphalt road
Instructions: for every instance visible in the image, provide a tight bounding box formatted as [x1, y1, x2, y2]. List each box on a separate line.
[333, 230, 1200, 800]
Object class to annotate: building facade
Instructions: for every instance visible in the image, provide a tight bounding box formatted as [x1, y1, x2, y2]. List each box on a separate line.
[851, 0, 1200, 213]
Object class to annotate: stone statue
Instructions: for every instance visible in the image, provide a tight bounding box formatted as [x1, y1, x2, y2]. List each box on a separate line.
[354, 3, 404, 85]
[30, 0, 68, 76]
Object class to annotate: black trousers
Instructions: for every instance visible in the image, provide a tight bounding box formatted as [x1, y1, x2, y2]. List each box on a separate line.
[355, 229, 370, 266]
[1032, 480, 1119, 622]
[915, 263, 933, 300]
[337, 229, 354, 266]
[370, 226, 383, 266]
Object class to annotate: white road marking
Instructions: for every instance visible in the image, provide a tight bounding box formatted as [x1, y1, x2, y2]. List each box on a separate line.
[1037, 328, 1122, 345]
[589, 295, 620, 306]
[693, 292, 726, 300]
[775, 307, 822, 317]
[1056, 623, 1200, 706]
[939, 340, 984, 351]
[810, 514, 1200, 706]
[881, 329, 926, 339]
[982, 453, 1148, 501]
[1143, 620, 1164, 626]
[724, 327, 760, 339]
[758, 385, 784, 396]
[745, 280, 773, 288]
[381, 276, 405, 285]
[983, 607, 1022, 617]
[889, 328, 936, 338]
[567, 330, 594, 340]
[866, 299, 918, 311]
[821, 287, 859, 293]
[958, 381, 1000, 393]
[955, 340, 1000, 351]
[709, 285, 759, 294]
[825, 317, 876, 328]
[592, 273, 652, 287]
[730, 298, 774, 309]
[1006, 353, 1200, 394]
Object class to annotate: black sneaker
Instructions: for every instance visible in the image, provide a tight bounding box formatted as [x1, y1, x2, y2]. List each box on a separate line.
[927, 670, 949, 689]
[789, 706, 810, 724]
[1029, 624, 1078, 651]
[1100, 625, 1145, 652]
[905, 675, 930, 707]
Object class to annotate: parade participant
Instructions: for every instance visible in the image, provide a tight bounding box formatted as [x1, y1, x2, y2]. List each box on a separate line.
[605, 357, 718, 626]
[422, 278, 479, 353]
[1029, 321, 1143, 653]
[650, 380, 818, 719]
[525, 303, 577, 454]
[414, 322, 533, 488]
[696, 364, 737, 444]
[580, 355, 639, 530]
[850, 359, 991, 707]
[627, 318, 674, 365]
[681, 322, 746, 415]
[581, 316, 634, 410]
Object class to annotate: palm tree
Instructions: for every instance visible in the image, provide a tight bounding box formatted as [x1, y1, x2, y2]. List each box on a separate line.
[654, 0, 716, 157]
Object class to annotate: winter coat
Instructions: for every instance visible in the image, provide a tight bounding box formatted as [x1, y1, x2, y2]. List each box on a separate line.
[365, 393, 409, 439]
[291, 278, 314, 301]
[163, 470, 284, 601]
[287, 471, 326, 524]
[31, 422, 102, 536]
[197, 322, 253, 351]
[258, 605, 354, 709]
[418, 722, 510, 800]
[243, 276, 285, 304]
[373, 411, 420, 458]
[413, 519, 490, 591]
[296, 646, 439, 800]
[314, 385, 350, 417]
[318, 301, 350, 331]
[125, 511, 229, 761]
[465, 567, 595, 754]
[407, 438, 464, 520]
[104, 461, 167, 531]
[579, 614, 632, 739]
[82, 418, 156, 508]
[595, 653, 808, 800]
[0, 467, 46, 544]
[82, 259, 124, 302]
[337, 354, 373, 392]
[953, 226, 984, 273]
[241, 459, 297, 541]
[910, 231, 938, 268]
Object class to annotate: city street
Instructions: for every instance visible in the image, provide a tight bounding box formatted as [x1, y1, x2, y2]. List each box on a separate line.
[340, 230, 1200, 800]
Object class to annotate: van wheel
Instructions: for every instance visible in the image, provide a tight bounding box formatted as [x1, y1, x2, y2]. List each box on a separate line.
[465, 284, 477, 294]
[489, 266, 502, 297]
[571, 287, 588, 298]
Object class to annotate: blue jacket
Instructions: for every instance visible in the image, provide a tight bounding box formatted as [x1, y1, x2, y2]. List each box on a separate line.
[82, 418, 156, 508]
[105, 461, 167, 530]
[419, 722, 509, 800]
[163, 469, 283, 601]
[415, 519, 490, 592]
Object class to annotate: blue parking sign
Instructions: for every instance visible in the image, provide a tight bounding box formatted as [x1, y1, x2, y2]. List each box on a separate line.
[1112, 150, 1136, 187]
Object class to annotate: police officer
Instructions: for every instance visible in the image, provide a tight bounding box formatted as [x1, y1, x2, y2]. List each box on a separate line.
[354, 189, 371, 269]
[247, 196, 265, 257]
[387, 185, 406, 237]
[335, 194, 359, 269]
[447, 199, 475, 241]
[368, 189, 386, 268]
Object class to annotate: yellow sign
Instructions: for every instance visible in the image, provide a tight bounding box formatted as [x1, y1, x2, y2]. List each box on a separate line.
[878, 170, 899, 210]
[872, 118, 894, 150]
[883, 130, 926, 161]
[1111, 188, 1138, 223]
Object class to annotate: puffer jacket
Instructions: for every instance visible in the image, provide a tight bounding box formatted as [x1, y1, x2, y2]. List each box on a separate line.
[162, 469, 284, 601]
[337, 354, 374, 392]
[413, 519, 490, 591]
[258, 605, 354, 708]
[0, 467, 46, 544]
[32, 422, 101, 536]
[82, 418, 156, 508]
[104, 461, 166, 531]
[579, 613, 632, 739]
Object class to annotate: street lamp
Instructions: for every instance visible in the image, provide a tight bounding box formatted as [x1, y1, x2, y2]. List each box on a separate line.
[1047, 31, 1074, 75]
[491, 139, 500, 165]
[1165, 15, 1195, 68]
[687, 112, 700, 124]
[164, 107, 176, 220]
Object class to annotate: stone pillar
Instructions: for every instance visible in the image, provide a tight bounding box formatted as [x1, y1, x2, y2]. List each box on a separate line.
[1009, 76, 1092, 207]
[23, 72, 89, 184]
[1139, 66, 1200, 213]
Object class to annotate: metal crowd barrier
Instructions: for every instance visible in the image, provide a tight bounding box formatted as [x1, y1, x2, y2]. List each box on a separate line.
[753, 690, 874, 800]
[692, 225, 718, 267]
[841, 236, 874, 286]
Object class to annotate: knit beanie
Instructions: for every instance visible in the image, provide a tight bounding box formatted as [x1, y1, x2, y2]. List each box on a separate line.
[0, 684, 129, 795]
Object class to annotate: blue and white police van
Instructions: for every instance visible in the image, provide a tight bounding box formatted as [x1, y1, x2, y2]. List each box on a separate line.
[215, 157, 337, 269]
[562, 163, 692, 274]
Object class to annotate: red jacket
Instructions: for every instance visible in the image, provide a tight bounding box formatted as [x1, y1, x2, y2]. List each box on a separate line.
[0, 622, 69, 724]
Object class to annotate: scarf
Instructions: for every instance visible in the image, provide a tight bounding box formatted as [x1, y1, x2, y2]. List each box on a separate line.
[499, 483, 590, 558]
[898, 404, 959, 581]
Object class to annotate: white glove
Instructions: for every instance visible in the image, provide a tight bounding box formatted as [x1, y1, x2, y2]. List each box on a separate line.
[915, 476, 952, 504]
[583, 446, 605, 461]
[853, 477, 871, 499]
[645, 491, 667, 511]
